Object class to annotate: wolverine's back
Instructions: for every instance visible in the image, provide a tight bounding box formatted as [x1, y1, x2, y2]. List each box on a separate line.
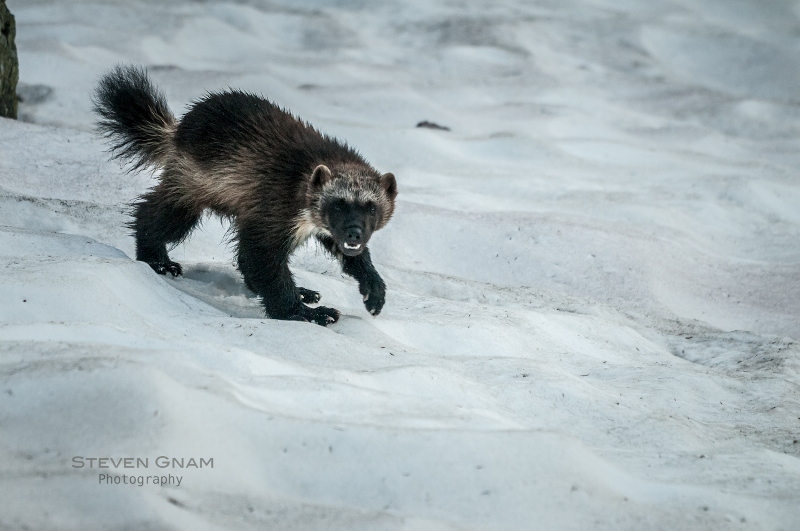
[175, 91, 365, 182]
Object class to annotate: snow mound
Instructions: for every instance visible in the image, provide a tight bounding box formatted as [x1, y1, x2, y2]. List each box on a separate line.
[2, 0, 800, 529]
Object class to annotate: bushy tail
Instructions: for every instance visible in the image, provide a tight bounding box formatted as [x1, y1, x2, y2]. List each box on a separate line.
[93, 65, 175, 171]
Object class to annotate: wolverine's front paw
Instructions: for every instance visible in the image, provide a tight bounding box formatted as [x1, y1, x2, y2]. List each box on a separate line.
[298, 287, 321, 304]
[359, 275, 386, 316]
[149, 260, 183, 277]
[288, 305, 340, 326]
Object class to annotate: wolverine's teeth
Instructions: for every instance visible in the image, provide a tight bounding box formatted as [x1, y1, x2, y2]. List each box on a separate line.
[343, 242, 362, 250]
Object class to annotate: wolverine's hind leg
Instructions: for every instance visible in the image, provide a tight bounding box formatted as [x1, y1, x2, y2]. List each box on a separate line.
[131, 183, 201, 277]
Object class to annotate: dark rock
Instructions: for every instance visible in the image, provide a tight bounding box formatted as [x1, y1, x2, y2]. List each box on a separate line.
[1, 0, 18, 119]
[416, 120, 450, 131]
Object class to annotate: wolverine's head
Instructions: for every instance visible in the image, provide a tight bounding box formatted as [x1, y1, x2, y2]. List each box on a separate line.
[307, 163, 398, 257]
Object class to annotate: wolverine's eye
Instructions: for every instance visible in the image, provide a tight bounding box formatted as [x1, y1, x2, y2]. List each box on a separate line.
[369, 204, 377, 215]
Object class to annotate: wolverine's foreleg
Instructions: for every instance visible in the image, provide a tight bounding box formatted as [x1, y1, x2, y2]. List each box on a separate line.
[317, 234, 386, 316]
[131, 183, 200, 277]
[238, 230, 338, 326]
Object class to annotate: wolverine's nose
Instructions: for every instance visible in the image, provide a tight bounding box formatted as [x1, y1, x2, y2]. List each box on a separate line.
[345, 227, 363, 244]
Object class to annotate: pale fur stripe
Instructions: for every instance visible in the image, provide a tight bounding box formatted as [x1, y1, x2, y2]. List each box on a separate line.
[291, 209, 330, 249]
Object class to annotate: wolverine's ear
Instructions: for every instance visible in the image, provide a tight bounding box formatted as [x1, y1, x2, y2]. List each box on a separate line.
[310, 165, 332, 190]
[380, 172, 397, 200]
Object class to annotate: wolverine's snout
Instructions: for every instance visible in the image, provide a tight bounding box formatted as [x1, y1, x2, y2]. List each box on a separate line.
[345, 226, 363, 244]
[341, 225, 366, 255]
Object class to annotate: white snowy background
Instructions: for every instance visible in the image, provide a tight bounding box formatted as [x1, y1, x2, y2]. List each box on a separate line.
[1, 0, 799, 529]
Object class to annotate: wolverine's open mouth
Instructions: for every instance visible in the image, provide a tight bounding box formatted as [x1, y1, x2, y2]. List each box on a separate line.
[342, 242, 362, 252]
[339, 241, 364, 256]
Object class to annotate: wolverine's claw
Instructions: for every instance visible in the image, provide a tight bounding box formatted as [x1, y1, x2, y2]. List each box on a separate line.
[149, 260, 183, 277]
[298, 287, 321, 304]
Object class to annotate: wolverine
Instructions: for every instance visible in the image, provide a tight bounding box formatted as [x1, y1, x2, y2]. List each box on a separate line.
[93, 65, 397, 326]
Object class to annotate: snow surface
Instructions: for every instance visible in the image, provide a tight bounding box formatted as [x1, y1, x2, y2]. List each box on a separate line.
[2, 0, 800, 529]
